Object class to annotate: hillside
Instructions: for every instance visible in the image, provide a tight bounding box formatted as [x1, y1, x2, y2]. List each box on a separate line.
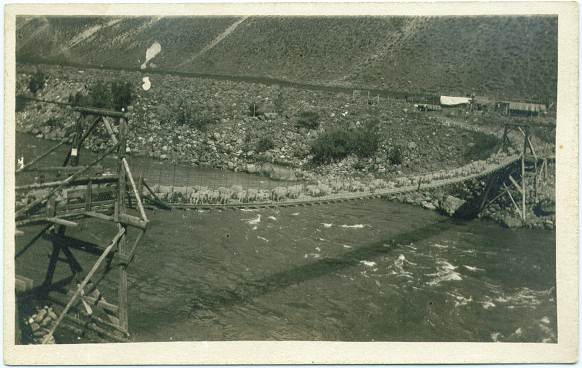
[16, 15, 557, 101]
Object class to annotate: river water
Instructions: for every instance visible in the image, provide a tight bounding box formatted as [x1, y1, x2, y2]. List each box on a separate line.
[15, 134, 556, 343]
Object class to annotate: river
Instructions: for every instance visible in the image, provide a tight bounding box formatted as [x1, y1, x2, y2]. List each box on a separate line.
[15, 134, 557, 343]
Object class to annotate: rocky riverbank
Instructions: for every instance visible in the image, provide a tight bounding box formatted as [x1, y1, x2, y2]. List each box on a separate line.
[16, 64, 497, 178]
[15, 64, 555, 229]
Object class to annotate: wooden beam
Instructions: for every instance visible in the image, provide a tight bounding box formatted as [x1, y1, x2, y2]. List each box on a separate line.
[15, 143, 118, 218]
[73, 106, 128, 119]
[508, 174, 523, 195]
[43, 232, 109, 256]
[15, 175, 118, 191]
[84, 211, 147, 230]
[503, 183, 522, 216]
[46, 217, 78, 227]
[16, 140, 68, 173]
[117, 118, 129, 333]
[123, 158, 148, 222]
[20, 165, 103, 173]
[42, 227, 125, 344]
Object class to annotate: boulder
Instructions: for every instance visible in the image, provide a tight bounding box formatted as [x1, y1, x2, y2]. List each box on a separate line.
[438, 195, 466, 216]
[502, 214, 523, 229]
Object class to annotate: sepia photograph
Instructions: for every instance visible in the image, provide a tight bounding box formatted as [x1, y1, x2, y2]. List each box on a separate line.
[4, 2, 579, 365]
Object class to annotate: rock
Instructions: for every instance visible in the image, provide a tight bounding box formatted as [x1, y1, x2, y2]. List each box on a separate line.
[438, 195, 466, 216]
[421, 201, 437, 210]
[246, 164, 258, 174]
[502, 215, 523, 229]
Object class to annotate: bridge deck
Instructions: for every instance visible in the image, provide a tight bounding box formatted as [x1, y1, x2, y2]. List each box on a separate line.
[168, 155, 524, 210]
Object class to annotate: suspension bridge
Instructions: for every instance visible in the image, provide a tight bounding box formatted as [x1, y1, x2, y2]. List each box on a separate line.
[14, 101, 554, 343]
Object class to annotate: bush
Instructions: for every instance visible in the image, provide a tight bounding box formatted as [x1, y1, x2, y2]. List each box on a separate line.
[351, 128, 380, 158]
[388, 145, 403, 165]
[274, 89, 285, 115]
[248, 102, 265, 117]
[111, 81, 132, 112]
[310, 128, 353, 164]
[68, 80, 133, 111]
[310, 125, 381, 164]
[28, 70, 46, 94]
[88, 81, 111, 108]
[255, 137, 275, 153]
[175, 103, 216, 131]
[296, 111, 320, 130]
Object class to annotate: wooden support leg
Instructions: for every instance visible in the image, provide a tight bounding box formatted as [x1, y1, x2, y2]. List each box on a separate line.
[521, 132, 528, 220]
[42, 243, 61, 295]
[118, 227, 129, 332]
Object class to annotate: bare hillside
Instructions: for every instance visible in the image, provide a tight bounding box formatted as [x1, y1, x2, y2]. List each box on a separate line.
[16, 15, 557, 100]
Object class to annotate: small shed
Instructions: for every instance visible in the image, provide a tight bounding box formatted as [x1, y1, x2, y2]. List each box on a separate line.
[472, 96, 494, 111]
[497, 101, 548, 116]
[440, 96, 471, 107]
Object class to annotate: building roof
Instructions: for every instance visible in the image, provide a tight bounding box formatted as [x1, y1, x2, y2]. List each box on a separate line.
[508, 102, 547, 112]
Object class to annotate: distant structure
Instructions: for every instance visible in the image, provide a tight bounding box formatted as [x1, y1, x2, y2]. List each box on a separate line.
[496, 101, 548, 116]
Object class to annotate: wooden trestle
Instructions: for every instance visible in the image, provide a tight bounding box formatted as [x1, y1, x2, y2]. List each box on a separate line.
[478, 122, 555, 220]
[15, 106, 148, 343]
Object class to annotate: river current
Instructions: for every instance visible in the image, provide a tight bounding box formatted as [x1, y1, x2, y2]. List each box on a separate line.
[15, 134, 557, 342]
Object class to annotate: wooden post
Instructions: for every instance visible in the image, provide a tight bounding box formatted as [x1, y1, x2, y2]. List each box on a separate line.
[117, 118, 129, 332]
[521, 130, 528, 220]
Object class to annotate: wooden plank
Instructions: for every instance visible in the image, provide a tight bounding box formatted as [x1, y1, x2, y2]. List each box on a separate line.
[123, 158, 148, 222]
[20, 165, 102, 173]
[73, 106, 127, 119]
[84, 211, 147, 230]
[46, 217, 78, 227]
[503, 183, 522, 216]
[508, 174, 523, 195]
[41, 227, 125, 344]
[117, 118, 129, 333]
[15, 175, 118, 191]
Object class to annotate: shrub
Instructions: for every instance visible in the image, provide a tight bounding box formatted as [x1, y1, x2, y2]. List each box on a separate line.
[87, 81, 111, 108]
[255, 137, 275, 153]
[68, 80, 133, 111]
[175, 103, 216, 131]
[274, 89, 285, 115]
[310, 125, 381, 164]
[351, 127, 380, 158]
[296, 111, 320, 130]
[28, 70, 46, 94]
[388, 145, 403, 165]
[248, 102, 265, 117]
[111, 81, 132, 111]
[310, 128, 353, 164]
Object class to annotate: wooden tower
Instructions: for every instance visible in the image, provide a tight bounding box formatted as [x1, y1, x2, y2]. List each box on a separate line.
[15, 105, 148, 343]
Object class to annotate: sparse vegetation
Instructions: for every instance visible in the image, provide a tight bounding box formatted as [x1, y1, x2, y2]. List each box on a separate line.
[111, 81, 132, 112]
[248, 102, 266, 117]
[388, 145, 403, 166]
[68, 80, 133, 111]
[255, 137, 275, 153]
[175, 102, 217, 131]
[16, 16, 558, 100]
[28, 70, 46, 94]
[310, 125, 380, 164]
[296, 111, 320, 130]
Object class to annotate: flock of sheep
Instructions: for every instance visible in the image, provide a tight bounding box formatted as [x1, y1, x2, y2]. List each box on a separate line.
[16, 151, 518, 210]
[153, 151, 517, 205]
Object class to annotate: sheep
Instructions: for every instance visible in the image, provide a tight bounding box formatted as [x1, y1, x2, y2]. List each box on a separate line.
[271, 186, 288, 201]
[246, 189, 258, 202]
[306, 184, 321, 197]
